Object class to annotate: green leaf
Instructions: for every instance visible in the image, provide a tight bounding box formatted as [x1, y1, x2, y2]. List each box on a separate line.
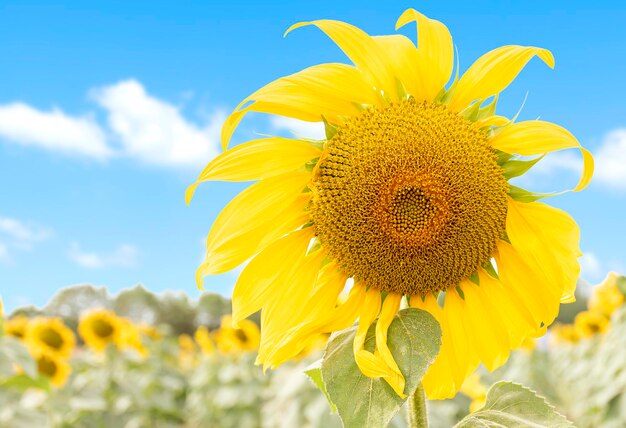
[455, 381, 574, 427]
[321, 308, 441, 428]
[305, 360, 337, 413]
[501, 155, 545, 179]
[0, 373, 50, 391]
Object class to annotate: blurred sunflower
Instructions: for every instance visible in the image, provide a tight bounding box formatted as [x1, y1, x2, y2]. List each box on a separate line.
[118, 318, 149, 357]
[460, 373, 487, 413]
[213, 315, 260, 353]
[4, 315, 29, 340]
[188, 8, 592, 398]
[24, 317, 75, 358]
[78, 309, 122, 352]
[574, 310, 609, 338]
[589, 272, 625, 317]
[194, 326, 216, 355]
[33, 349, 71, 388]
[550, 323, 581, 345]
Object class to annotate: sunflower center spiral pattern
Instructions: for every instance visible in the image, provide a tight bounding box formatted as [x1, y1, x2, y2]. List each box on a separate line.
[312, 100, 509, 295]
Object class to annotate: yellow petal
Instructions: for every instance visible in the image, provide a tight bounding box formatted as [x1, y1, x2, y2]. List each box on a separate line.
[286, 20, 397, 99]
[475, 115, 510, 129]
[460, 280, 511, 371]
[477, 269, 535, 349]
[186, 137, 320, 203]
[203, 171, 311, 268]
[259, 248, 326, 365]
[197, 194, 310, 277]
[442, 289, 478, 391]
[261, 263, 347, 365]
[495, 240, 561, 328]
[221, 63, 381, 149]
[372, 35, 420, 98]
[374, 293, 406, 397]
[353, 287, 384, 377]
[449, 45, 554, 111]
[506, 198, 581, 303]
[396, 8, 454, 101]
[231, 228, 315, 325]
[490, 120, 593, 192]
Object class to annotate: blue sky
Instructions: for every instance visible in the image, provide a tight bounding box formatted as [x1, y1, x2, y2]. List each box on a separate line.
[1, 0, 625, 311]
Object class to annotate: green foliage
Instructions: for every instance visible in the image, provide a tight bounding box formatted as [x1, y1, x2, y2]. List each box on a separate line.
[320, 308, 441, 428]
[455, 381, 573, 427]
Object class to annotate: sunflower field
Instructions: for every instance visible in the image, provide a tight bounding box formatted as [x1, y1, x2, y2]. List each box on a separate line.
[2, 3, 625, 427]
[0, 273, 625, 427]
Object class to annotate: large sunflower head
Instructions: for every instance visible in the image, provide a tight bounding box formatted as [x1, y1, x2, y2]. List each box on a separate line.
[24, 317, 75, 359]
[78, 309, 122, 352]
[188, 8, 593, 399]
[4, 315, 30, 340]
[33, 349, 71, 388]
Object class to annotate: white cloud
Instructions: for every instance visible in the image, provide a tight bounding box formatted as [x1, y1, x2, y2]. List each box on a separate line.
[580, 252, 602, 282]
[0, 217, 52, 263]
[270, 116, 326, 140]
[91, 79, 223, 168]
[0, 103, 111, 159]
[594, 129, 626, 189]
[68, 242, 139, 269]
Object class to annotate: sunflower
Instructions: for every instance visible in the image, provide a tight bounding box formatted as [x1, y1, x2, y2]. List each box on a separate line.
[550, 323, 581, 345]
[24, 317, 75, 358]
[188, 8, 592, 399]
[117, 318, 149, 357]
[33, 349, 71, 388]
[4, 315, 30, 340]
[78, 309, 122, 352]
[574, 310, 609, 338]
[212, 315, 261, 353]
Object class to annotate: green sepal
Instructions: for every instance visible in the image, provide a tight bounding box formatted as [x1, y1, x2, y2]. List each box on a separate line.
[304, 157, 320, 172]
[508, 185, 546, 203]
[501, 155, 544, 179]
[468, 271, 480, 285]
[495, 150, 513, 165]
[322, 116, 339, 140]
[484, 261, 499, 280]
[455, 381, 574, 427]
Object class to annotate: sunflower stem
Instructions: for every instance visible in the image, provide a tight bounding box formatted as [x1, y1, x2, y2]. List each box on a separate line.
[407, 383, 428, 428]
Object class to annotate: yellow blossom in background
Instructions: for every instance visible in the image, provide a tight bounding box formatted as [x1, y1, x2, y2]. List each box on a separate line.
[589, 272, 625, 317]
[138, 323, 162, 341]
[4, 315, 29, 340]
[118, 318, 149, 357]
[188, 7, 592, 398]
[194, 326, 216, 355]
[574, 310, 609, 338]
[460, 373, 488, 413]
[78, 309, 122, 352]
[33, 349, 71, 388]
[178, 334, 198, 369]
[213, 315, 260, 353]
[24, 317, 75, 358]
[550, 323, 581, 345]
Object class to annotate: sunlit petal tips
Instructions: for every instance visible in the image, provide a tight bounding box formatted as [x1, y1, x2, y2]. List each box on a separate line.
[190, 7, 592, 399]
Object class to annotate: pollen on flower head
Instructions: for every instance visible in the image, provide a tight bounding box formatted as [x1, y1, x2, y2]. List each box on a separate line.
[311, 100, 508, 296]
